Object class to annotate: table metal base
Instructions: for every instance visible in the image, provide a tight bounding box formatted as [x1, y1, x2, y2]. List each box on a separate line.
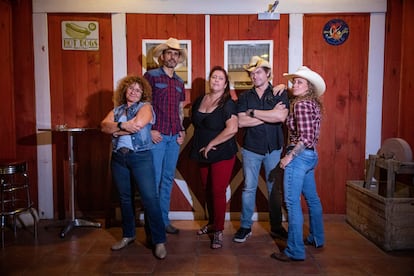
[60, 218, 101, 238]
[37, 128, 102, 239]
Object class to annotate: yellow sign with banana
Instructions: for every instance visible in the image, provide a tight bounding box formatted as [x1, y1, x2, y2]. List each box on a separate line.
[61, 21, 99, 51]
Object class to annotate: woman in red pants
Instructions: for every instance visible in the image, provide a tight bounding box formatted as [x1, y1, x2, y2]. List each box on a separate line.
[190, 66, 238, 249]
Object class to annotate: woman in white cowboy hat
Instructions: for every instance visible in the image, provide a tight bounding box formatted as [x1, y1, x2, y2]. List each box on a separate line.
[271, 66, 326, 262]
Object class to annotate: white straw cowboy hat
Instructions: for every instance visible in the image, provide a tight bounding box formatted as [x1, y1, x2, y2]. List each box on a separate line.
[243, 56, 272, 72]
[152, 37, 188, 65]
[283, 66, 326, 96]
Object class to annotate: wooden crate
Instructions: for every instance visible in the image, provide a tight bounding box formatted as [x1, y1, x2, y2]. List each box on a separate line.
[346, 180, 414, 251]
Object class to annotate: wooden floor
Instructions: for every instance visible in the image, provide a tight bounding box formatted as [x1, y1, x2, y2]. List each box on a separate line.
[1, 215, 413, 275]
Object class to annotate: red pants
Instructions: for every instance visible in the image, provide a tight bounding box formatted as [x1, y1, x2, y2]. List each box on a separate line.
[199, 156, 236, 231]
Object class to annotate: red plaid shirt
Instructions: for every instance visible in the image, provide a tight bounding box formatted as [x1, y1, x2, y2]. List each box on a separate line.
[287, 99, 321, 148]
[144, 67, 185, 135]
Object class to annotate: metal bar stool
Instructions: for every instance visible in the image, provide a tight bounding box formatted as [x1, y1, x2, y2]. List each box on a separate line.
[0, 159, 38, 247]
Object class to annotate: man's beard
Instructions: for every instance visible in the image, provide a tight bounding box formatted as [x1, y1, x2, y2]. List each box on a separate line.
[164, 59, 178, 68]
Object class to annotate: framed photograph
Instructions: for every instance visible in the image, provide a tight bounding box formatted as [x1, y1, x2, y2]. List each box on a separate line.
[142, 39, 192, 89]
[224, 40, 273, 89]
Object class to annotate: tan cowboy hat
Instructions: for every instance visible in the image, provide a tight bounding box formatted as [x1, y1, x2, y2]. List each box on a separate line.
[283, 66, 326, 96]
[152, 37, 188, 65]
[243, 56, 272, 72]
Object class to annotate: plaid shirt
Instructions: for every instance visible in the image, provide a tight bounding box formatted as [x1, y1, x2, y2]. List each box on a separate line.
[144, 67, 185, 135]
[287, 99, 321, 148]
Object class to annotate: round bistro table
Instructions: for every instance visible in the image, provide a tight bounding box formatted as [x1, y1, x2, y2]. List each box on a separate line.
[38, 127, 101, 237]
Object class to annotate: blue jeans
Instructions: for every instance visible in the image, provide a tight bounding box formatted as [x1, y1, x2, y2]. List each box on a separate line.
[151, 134, 180, 226]
[111, 150, 166, 244]
[240, 148, 282, 229]
[283, 149, 324, 260]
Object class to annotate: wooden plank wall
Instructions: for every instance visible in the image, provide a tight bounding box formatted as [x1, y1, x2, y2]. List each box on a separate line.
[382, 0, 414, 148]
[125, 14, 290, 216]
[382, 0, 402, 141]
[1, 0, 413, 218]
[0, 0, 15, 159]
[209, 14, 289, 85]
[47, 13, 114, 217]
[0, 0, 38, 206]
[302, 14, 370, 213]
[12, 0, 38, 210]
[398, 0, 414, 147]
[126, 14, 207, 213]
[121, 13, 369, 214]
[126, 14, 206, 105]
[208, 14, 289, 214]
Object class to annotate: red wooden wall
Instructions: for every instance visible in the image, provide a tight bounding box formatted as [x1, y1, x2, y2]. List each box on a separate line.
[382, 0, 414, 148]
[126, 14, 206, 105]
[1, 0, 413, 219]
[125, 14, 290, 216]
[303, 14, 370, 213]
[0, 0, 38, 207]
[125, 14, 207, 214]
[209, 14, 289, 85]
[208, 14, 289, 214]
[47, 13, 114, 217]
[398, 1, 414, 147]
[0, 0, 15, 159]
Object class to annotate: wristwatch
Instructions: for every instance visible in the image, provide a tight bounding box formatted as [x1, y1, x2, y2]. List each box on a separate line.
[249, 109, 255, 118]
[117, 121, 125, 131]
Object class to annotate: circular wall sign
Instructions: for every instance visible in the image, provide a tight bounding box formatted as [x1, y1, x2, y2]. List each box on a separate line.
[323, 18, 349, 46]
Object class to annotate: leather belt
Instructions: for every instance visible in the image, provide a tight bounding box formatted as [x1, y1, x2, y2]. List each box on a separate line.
[287, 146, 314, 151]
[117, 147, 134, 154]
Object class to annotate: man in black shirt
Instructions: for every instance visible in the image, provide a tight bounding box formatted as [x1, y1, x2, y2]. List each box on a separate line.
[233, 56, 289, 243]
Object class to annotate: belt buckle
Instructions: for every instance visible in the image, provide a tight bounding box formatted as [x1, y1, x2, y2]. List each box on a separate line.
[119, 147, 130, 154]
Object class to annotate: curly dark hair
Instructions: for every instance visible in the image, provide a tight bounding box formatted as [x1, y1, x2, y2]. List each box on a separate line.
[113, 75, 152, 106]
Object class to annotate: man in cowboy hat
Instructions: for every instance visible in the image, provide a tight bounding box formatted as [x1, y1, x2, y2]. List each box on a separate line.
[233, 56, 289, 243]
[144, 37, 187, 235]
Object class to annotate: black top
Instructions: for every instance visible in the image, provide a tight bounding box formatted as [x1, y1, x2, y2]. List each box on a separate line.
[237, 85, 289, 155]
[190, 95, 238, 163]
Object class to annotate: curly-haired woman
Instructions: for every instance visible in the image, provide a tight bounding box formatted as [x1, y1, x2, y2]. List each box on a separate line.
[101, 75, 166, 259]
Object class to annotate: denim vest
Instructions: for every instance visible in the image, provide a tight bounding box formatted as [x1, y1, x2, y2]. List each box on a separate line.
[112, 102, 155, 152]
